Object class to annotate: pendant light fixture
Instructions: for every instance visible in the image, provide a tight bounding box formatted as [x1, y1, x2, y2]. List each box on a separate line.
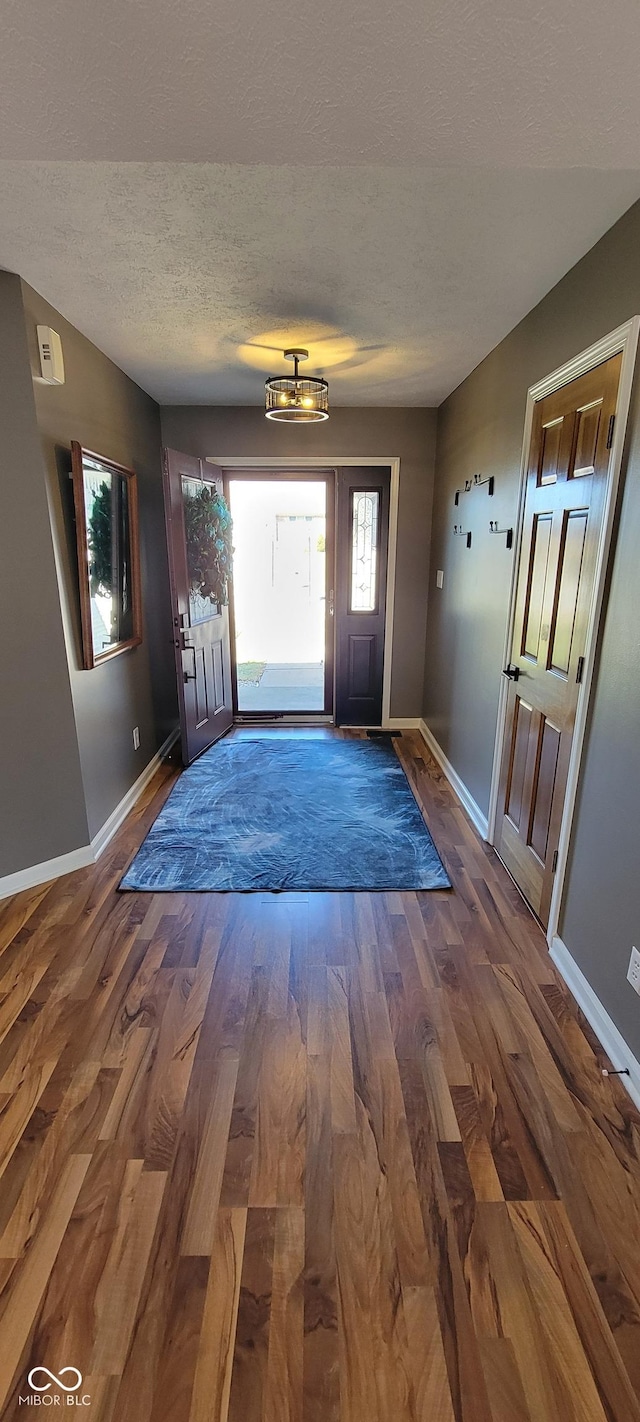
[265, 348, 329, 422]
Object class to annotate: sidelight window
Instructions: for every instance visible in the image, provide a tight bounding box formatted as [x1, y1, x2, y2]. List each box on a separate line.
[350, 490, 379, 612]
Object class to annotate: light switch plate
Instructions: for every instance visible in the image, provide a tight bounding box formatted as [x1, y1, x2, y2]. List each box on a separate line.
[627, 946, 640, 995]
[133, 726, 140, 751]
[436, 569, 444, 589]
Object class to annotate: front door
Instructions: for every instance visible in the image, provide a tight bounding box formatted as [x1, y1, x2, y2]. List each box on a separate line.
[335, 467, 390, 725]
[494, 353, 621, 924]
[164, 448, 233, 764]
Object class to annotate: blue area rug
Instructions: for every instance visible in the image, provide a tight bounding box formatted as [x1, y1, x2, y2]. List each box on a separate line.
[120, 737, 451, 892]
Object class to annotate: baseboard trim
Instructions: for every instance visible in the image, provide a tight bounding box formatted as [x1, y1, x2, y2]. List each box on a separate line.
[0, 726, 180, 903]
[0, 845, 96, 902]
[383, 718, 421, 730]
[418, 720, 490, 840]
[90, 727, 180, 858]
[550, 935, 640, 1112]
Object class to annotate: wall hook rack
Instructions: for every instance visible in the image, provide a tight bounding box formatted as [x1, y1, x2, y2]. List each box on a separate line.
[457, 473, 494, 503]
[453, 524, 472, 548]
[470, 473, 495, 496]
[489, 520, 513, 549]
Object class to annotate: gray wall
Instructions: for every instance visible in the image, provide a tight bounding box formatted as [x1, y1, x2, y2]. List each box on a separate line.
[160, 405, 437, 718]
[423, 198, 640, 1060]
[22, 282, 177, 842]
[0, 272, 88, 873]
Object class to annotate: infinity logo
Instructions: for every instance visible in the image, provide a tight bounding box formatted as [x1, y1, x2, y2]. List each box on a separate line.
[27, 1369, 83, 1393]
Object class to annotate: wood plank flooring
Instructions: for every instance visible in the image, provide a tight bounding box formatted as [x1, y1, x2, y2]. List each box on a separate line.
[0, 729, 639, 1420]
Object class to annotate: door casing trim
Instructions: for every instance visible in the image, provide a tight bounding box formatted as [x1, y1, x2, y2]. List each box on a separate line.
[487, 317, 640, 948]
[207, 456, 400, 727]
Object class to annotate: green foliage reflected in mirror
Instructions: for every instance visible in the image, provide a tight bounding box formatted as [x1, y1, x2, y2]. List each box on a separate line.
[71, 442, 142, 669]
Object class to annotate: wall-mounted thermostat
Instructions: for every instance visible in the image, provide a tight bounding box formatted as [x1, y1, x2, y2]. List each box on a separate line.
[36, 325, 65, 385]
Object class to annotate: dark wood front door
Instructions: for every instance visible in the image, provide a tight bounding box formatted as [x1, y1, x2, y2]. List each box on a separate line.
[495, 353, 621, 924]
[335, 467, 390, 725]
[163, 448, 233, 764]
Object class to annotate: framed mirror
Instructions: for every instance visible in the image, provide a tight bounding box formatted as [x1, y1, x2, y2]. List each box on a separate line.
[71, 442, 142, 669]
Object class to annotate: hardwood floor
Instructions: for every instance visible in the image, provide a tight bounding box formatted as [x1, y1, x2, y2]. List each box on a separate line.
[0, 729, 639, 1421]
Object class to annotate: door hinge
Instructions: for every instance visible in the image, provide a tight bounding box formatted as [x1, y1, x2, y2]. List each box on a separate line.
[552, 849, 558, 874]
[606, 414, 615, 449]
[576, 655, 585, 684]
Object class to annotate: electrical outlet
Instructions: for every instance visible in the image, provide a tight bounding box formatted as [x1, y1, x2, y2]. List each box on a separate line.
[436, 569, 444, 589]
[133, 726, 140, 751]
[627, 946, 640, 995]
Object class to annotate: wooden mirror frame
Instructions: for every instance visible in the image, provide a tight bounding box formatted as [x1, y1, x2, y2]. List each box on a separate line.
[71, 441, 143, 669]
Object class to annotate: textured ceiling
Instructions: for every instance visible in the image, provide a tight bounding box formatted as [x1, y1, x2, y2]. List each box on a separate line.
[2, 0, 640, 166]
[1, 163, 638, 405]
[2, 2, 640, 405]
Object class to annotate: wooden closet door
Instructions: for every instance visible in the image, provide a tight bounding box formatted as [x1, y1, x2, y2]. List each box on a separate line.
[495, 353, 621, 925]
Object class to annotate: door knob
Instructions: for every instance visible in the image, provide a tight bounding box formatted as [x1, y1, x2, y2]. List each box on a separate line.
[502, 664, 520, 681]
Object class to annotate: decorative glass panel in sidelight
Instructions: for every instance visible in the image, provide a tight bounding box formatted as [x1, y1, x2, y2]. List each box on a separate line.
[350, 490, 379, 612]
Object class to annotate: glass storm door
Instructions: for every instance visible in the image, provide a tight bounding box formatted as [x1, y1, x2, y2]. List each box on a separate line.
[226, 474, 335, 717]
